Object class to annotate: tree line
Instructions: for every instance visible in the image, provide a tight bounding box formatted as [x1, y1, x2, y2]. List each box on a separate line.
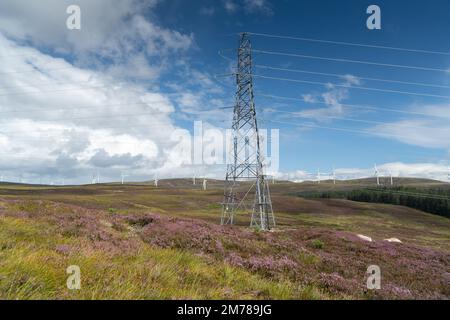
[297, 187, 450, 218]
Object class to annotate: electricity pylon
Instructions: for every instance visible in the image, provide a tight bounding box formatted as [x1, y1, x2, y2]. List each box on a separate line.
[221, 32, 275, 231]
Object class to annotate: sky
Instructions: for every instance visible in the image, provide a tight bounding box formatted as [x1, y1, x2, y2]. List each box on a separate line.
[0, 0, 449, 184]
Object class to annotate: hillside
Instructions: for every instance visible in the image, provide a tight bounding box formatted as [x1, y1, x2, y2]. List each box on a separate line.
[0, 179, 449, 299]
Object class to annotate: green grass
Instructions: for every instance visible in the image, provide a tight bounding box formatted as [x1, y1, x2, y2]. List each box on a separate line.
[0, 215, 305, 299]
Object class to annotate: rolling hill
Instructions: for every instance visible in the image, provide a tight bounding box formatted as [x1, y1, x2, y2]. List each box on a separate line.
[0, 178, 448, 299]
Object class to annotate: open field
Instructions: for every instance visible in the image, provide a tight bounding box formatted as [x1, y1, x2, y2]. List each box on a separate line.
[0, 178, 449, 299]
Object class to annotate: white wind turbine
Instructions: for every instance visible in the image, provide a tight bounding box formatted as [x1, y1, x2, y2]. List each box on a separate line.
[332, 166, 336, 185]
[203, 178, 207, 190]
[193, 173, 196, 185]
[154, 173, 158, 187]
[121, 172, 129, 185]
[389, 169, 394, 186]
[374, 164, 380, 186]
[317, 168, 321, 184]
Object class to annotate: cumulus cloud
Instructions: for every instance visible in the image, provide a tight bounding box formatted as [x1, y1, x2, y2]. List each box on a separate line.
[0, 28, 195, 184]
[0, 1, 238, 184]
[288, 75, 360, 121]
[0, 0, 194, 79]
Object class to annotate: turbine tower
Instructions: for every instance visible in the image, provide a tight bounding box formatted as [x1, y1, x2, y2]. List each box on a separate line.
[374, 164, 380, 186]
[221, 32, 275, 231]
[332, 166, 336, 185]
[121, 172, 129, 185]
[317, 168, 321, 184]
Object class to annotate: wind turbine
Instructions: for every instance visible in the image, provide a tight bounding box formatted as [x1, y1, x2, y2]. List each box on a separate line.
[389, 170, 394, 186]
[374, 164, 380, 186]
[193, 173, 196, 185]
[154, 173, 158, 187]
[332, 166, 336, 185]
[317, 168, 321, 184]
[203, 178, 207, 191]
[121, 172, 129, 185]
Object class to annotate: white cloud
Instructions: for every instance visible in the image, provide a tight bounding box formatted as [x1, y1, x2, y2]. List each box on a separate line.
[0, 1, 237, 184]
[368, 104, 450, 151]
[224, 0, 237, 13]
[223, 0, 272, 15]
[244, 0, 273, 15]
[370, 119, 450, 149]
[289, 75, 360, 121]
[0, 0, 194, 77]
[0, 31, 201, 184]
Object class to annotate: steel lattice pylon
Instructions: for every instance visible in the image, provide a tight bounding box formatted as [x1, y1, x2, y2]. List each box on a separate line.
[221, 33, 275, 231]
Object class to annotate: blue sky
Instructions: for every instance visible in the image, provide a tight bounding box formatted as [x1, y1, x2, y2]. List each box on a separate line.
[0, 0, 449, 183]
[158, 0, 450, 177]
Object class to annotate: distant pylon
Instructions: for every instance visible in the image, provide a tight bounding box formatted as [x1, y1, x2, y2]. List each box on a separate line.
[221, 33, 275, 231]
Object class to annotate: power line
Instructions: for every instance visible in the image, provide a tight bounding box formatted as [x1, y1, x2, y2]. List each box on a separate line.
[252, 49, 450, 73]
[266, 109, 439, 130]
[0, 79, 98, 93]
[0, 67, 74, 77]
[0, 84, 111, 98]
[247, 32, 450, 56]
[250, 73, 450, 99]
[0, 101, 155, 116]
[0, 108, 230, 137]
[266, 119, 418, 139]
[258, 93, 450, 119]
[254, 64, 450, 90]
